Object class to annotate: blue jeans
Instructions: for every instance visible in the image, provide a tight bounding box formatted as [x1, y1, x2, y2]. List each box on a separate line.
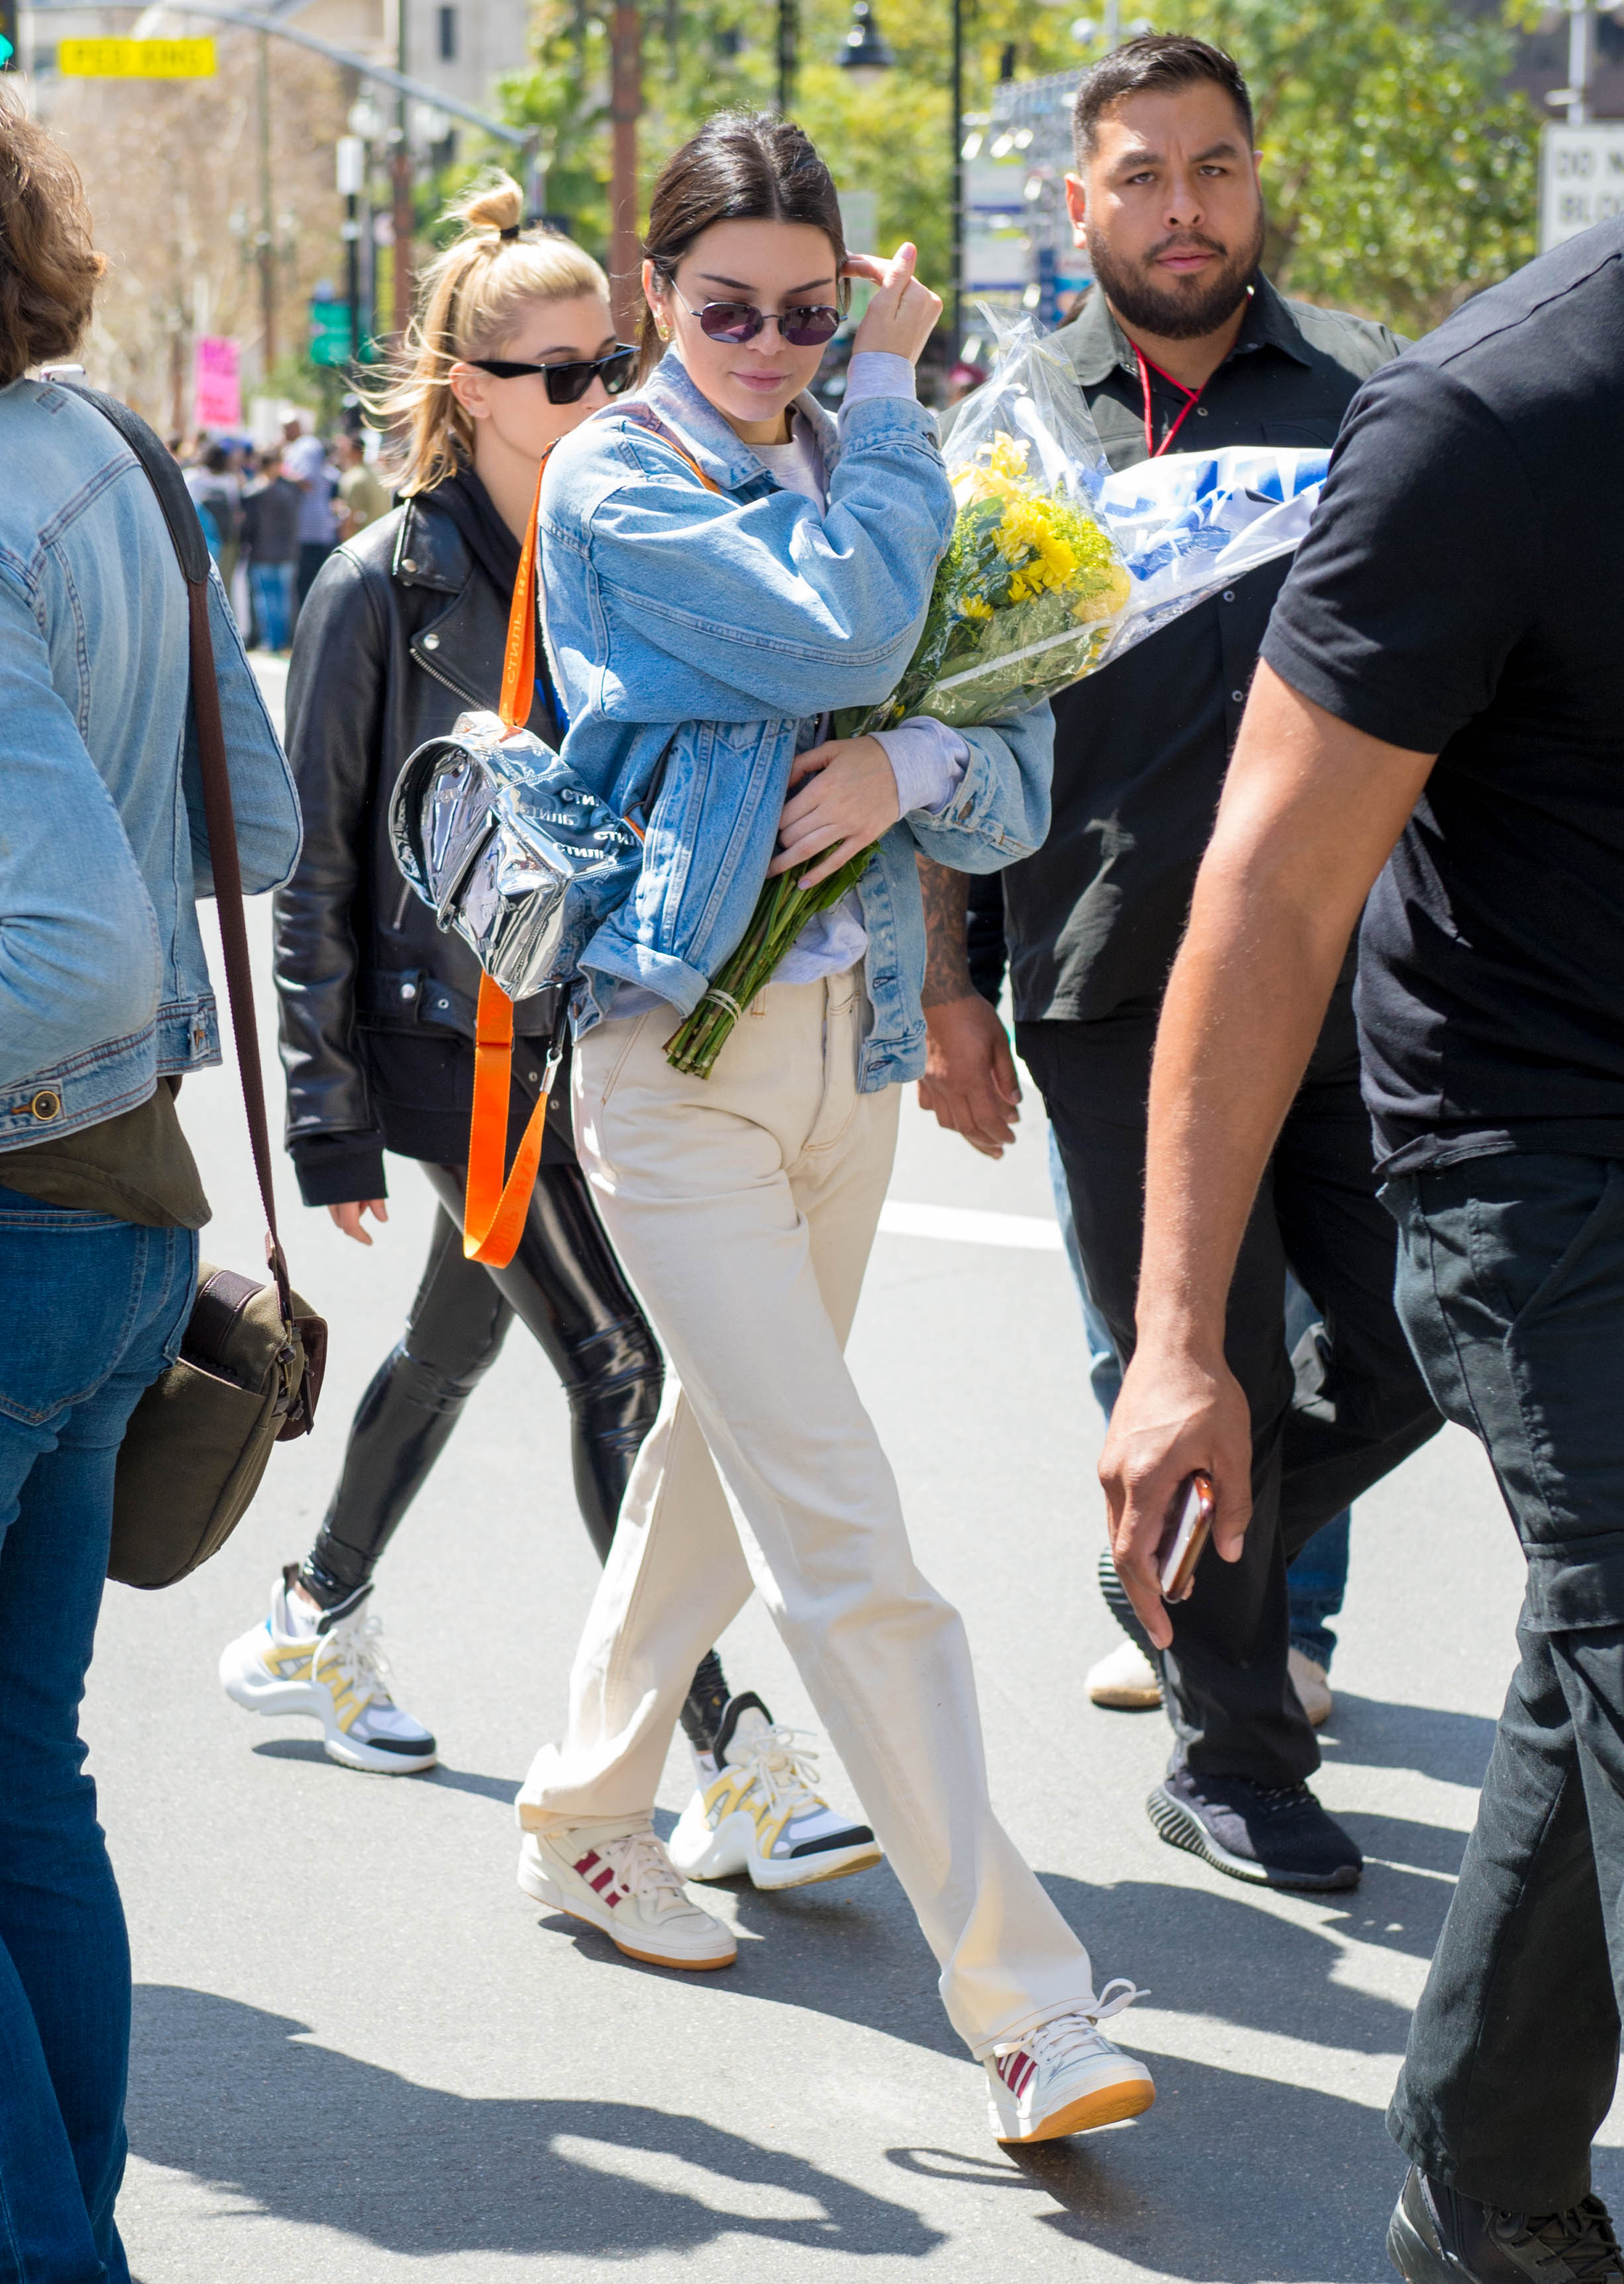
[248, 560, 295, 652]
[0, 1198, 197, 2284]
[1047, 1128, 1351, 1673]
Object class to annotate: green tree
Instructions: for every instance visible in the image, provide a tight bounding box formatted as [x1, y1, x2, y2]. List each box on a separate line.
[502, 0, 1541, 338]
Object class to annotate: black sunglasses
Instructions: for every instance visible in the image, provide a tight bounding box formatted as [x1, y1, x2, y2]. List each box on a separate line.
[661, 282, 849, 348]
[465, 345, 639, 403]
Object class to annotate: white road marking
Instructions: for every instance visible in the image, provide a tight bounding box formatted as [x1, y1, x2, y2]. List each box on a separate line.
[879, 1201, 1063, 1251]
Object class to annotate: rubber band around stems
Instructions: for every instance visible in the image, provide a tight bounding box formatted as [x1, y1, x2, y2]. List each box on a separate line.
[700, 987, 745, 1020]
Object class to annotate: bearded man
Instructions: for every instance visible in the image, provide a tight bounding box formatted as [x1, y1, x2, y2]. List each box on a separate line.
[918, 33, 1442, 1891]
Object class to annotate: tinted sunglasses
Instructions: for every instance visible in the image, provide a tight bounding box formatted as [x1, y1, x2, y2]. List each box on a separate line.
[663, 282, 848, 348]
[465, 344, 639, 403]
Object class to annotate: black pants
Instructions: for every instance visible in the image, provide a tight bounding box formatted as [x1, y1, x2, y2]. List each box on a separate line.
[1018, 1005, 1441, 1788]
[1386, 1154, 1624, 2211]
[305, 1159, 663, 1595]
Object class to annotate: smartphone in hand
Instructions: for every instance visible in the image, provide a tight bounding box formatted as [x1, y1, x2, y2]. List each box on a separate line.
[1157, 1470, 1215, 1601]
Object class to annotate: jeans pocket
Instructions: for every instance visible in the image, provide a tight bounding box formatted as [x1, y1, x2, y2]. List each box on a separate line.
[0, 1217, 144, 1426]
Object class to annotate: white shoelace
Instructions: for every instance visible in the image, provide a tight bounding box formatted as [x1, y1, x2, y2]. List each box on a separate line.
[597, 1827, 687, 1908]
[732, 1723, 826, 1818]
[1000, 1981, 1149, 2077]
[310, 1609, 393, 1711]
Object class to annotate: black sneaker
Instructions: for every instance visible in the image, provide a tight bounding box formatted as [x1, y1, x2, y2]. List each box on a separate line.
[1147, 1766, 1361, 1891]
[1388, 2165, 1624, 2282]
[1097, 1544, 1157, 1660]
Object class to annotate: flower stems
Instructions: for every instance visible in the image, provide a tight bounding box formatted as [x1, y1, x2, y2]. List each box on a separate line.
[665, 847, 876, 1078]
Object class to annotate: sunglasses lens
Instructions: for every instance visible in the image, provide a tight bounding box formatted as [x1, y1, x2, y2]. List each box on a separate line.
[698, 303, 763, 343]
[545, 360, 595, 405]
[782, 309, 840, 347]
[602, 349, 638, 395]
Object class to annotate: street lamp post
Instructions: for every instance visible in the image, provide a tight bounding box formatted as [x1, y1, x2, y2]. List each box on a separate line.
[777, 0, 797, 114]
[256, 28, 275, 371]
[336, 133, 365, 367]
[950, 0, 963, 362]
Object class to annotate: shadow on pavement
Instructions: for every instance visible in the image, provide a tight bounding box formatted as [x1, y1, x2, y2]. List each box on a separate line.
[1320, 1693, 1498, 1789]
[248, 1738, 522, 1805]
[128, 1985, 943, 2260]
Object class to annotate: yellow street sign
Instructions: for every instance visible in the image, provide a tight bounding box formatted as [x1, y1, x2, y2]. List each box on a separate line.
[58, 36, 217, 75]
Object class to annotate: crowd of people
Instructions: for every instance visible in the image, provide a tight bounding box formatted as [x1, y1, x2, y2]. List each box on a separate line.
[2, 33, 1621, 2284]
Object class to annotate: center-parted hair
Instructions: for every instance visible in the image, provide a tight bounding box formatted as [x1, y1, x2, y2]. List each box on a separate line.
[1072, 34, 1254, 170]
[639, 112, 847, 376]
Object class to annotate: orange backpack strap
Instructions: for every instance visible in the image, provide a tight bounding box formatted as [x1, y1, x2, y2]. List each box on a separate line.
[460, 416, 719, 1268]
[461, 455, 558, 1268]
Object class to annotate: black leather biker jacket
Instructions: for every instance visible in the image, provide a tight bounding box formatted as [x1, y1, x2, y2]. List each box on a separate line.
[273, 486, 569, 1207]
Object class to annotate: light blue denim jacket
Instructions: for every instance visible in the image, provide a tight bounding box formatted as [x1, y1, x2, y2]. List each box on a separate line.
[0, 378, 301, 1148]
[536, 351, 1053, 1089]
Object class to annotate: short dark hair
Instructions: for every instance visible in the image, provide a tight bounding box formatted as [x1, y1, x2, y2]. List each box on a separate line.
[640, 111, 847, 375]
[1072, 34, 1253, 168]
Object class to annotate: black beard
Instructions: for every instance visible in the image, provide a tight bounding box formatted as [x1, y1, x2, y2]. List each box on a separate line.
[1086, 211, 1265, 342]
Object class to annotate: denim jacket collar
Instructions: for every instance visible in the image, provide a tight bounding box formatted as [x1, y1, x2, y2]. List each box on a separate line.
[633, 350, 840, 495]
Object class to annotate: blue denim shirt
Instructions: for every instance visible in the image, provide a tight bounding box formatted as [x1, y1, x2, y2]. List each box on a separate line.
[0, 379, 301, 1147]
[537, 352, 1053, 1090]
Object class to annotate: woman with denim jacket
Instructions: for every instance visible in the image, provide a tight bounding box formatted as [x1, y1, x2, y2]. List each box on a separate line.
[219, 179, 861, 1872]
[513, 112, 1153, 2149]
[0, 99, 300, 2282]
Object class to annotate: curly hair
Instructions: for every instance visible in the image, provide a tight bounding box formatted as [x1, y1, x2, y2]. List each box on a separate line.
[0, 87, 106, 386]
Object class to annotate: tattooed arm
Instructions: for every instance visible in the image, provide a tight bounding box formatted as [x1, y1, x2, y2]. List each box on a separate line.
[916, 855, 1022, 1158]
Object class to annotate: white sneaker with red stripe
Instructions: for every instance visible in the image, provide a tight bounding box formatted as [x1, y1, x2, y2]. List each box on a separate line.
[986, 1988, 1156, 2145]
[517, 1823, 737, 1970]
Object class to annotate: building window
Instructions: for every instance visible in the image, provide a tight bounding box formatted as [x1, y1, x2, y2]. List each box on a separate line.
[437, 5, 457, 59]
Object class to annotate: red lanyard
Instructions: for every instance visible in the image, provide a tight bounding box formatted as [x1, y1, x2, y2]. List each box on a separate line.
[1133, 344, 1203, 458]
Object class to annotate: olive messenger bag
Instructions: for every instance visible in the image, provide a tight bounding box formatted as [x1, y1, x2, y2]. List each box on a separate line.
[56, 381, 328, 1590]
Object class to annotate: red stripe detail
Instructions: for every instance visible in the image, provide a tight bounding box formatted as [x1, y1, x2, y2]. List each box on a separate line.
[590, 1866, 617, 1894]
[573, 1849, 600, 1876]
[603, 1887, 622, 1909]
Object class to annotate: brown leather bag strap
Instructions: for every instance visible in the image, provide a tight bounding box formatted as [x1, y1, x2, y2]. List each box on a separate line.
[56, 379, 294, 1329]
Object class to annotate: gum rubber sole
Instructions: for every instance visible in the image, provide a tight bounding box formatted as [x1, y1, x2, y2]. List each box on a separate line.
[518, 1859, 737, 1972]
[1146, 1783, 1361, 1893]
[995, 2077, 1157, 2145]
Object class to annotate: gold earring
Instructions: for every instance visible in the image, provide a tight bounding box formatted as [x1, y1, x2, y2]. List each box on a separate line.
[655, 318, 671, 342]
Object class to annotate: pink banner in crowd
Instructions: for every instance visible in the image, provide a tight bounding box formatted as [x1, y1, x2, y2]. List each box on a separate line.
[193, 335, 241, 430]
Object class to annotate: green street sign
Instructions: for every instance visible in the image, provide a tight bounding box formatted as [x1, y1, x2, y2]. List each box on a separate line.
[308, 300, 376, 367]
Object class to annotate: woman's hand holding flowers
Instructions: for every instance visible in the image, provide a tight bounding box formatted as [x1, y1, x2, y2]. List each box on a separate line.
[769, 736, 900, 888]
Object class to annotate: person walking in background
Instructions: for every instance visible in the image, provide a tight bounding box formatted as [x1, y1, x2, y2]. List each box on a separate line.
[218, 178, 855, 1880]
[0, 93, 299, 2283]
[515, 110, 1153, 2149]
[183, 440, 242, 598]
[916, 34, 1440, 1893]
[332, 429, 390, 537]
[1100, 213, 1624, 2284]
[281, 419, 339, 610]
[241, 448, 300, 653]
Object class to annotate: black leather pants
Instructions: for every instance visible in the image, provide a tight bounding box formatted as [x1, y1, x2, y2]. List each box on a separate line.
[299, 1162, 731, 1748]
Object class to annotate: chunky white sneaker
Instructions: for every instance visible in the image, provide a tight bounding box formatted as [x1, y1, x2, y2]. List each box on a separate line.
[1288, 1647, 1333, 1729]
[667, 1692, 882, 1893]
[218, 1569, 438, 1774]
[518, 1824, 737, 1970]
[986, 1989, 1156, 2145]
[1086, 1638, 1163, 1710]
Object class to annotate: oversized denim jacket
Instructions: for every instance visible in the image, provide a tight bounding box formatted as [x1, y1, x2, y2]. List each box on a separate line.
[0, 379, 301, 1148]
[536, 352, 1053, 1090]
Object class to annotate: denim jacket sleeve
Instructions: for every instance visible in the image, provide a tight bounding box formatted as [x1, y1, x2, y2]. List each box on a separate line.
[0, 575, 166, 1089]
[549, 394, 955, 722]
[906, 698, 1054, 873]
[183, 567, 302, 898]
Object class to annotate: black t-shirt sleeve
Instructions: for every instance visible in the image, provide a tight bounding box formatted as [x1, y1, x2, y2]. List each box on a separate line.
[1261, 358, 1541, 757]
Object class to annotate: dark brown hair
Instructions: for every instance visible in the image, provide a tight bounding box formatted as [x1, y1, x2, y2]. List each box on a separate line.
[0, 89, 107, 385]
[1072, 34, 1253, 167]
[639, 111, 847, 375]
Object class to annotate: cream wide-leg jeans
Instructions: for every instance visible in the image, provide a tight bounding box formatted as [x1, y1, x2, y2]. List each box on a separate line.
[516, 970, 1109, 2058]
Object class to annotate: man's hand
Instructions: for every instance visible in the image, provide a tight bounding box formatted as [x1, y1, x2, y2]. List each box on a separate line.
[919, 995, 1022, 1157]
[1098, 1341, 1254, 1649]
[328, 1198, 389, 1246]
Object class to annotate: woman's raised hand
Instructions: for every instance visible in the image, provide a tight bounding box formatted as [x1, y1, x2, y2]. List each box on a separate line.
[770, 735, 901, 888]
[847, 243, 943, 367]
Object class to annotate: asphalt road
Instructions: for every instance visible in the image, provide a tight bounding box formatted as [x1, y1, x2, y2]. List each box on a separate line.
[89, 655, 1620, 2282]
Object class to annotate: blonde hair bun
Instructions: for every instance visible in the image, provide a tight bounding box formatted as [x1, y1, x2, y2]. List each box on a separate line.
[454, 172, 525, 238]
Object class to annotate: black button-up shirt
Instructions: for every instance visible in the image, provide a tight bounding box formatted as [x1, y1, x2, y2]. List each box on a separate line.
[1004, 273, 1400, 1024]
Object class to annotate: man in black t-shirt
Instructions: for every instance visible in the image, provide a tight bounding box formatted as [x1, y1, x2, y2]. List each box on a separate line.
[920, 33, 1441, 1893]
[1101, 220, 1624, 2278]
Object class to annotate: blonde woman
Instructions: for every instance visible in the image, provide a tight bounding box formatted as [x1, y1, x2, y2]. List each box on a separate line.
[217, 179, 872, 1884]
